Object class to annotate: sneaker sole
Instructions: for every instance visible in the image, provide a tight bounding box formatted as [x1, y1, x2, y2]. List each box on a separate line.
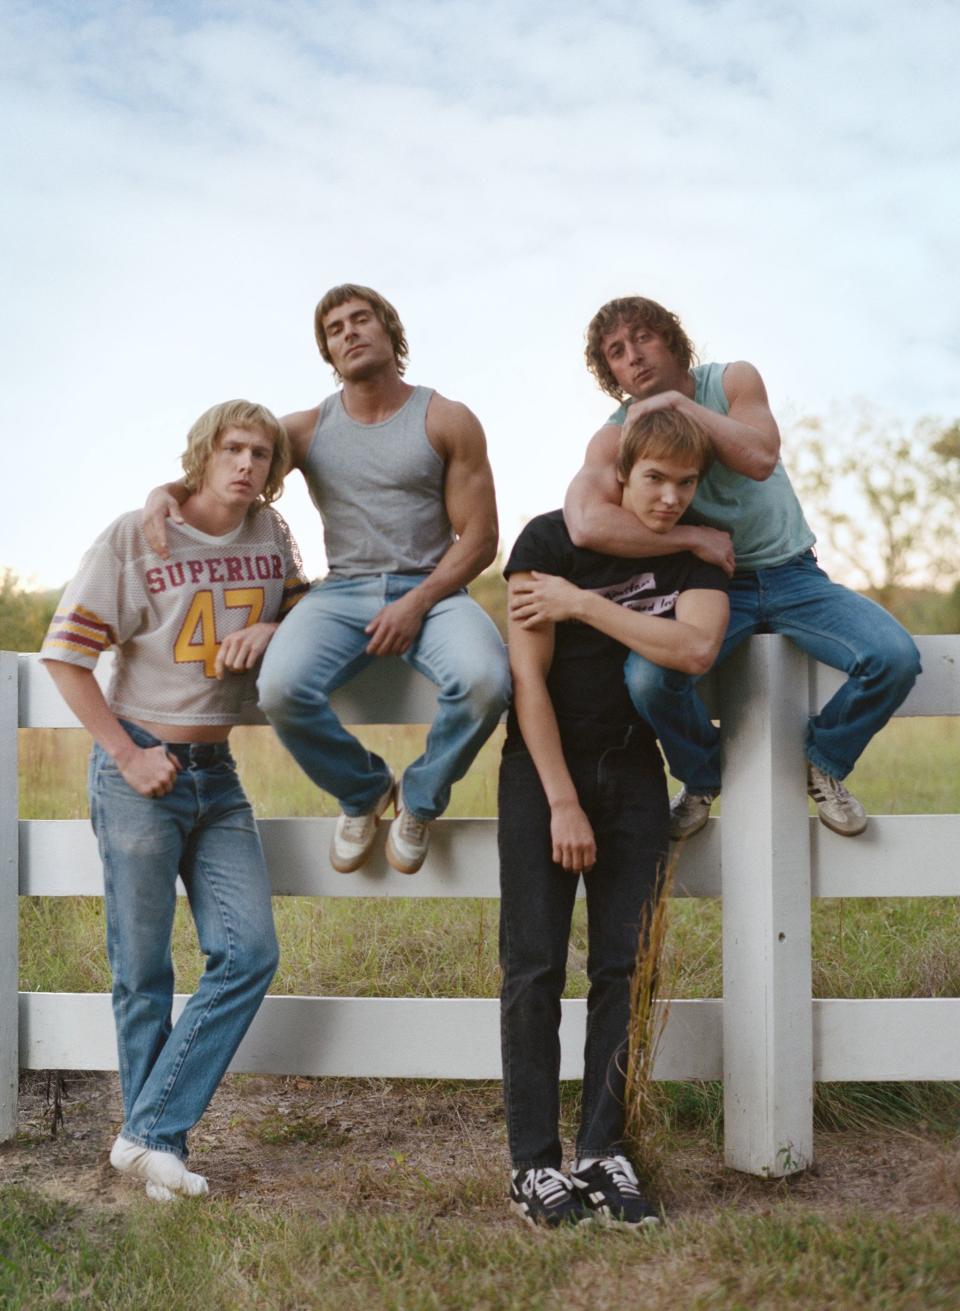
[509, 1199, 539, 1228]
[329, 782, 396, 873]
[815, 809, 868, 837]
[589, 1209, 661, 1229]
[508, 1199, 590, 1229]
[669, 822, 709, 842]
[384, 835, 427, 875]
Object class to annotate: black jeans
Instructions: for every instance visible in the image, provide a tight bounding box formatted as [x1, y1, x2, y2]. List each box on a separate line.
[498, 729, 668, 1168]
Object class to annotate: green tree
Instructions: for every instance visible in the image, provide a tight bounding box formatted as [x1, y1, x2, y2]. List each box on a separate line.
[0, 570, 59, 651]
[783, 404, 960, 614]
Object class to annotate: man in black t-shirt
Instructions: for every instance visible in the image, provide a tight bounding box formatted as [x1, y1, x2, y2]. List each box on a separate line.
[499, 409, 729, 1229]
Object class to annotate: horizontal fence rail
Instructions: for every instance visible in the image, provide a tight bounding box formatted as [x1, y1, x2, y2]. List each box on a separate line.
[5, 635, 960, 1177]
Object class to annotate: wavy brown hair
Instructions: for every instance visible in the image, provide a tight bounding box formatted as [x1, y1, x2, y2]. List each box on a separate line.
[314, 284, 410, 378]
[616, 408, 713, 482]
[585, 297, 696, 400]
[181, 400, 289, 506]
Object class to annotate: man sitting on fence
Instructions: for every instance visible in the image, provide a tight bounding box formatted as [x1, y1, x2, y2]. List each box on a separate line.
[144, 284, 510, 876]
[41, 401, 308, 1201]
[565, 296, 921, 839]
[499, 409, 729, 1227]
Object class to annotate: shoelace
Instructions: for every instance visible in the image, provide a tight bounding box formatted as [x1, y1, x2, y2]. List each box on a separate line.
[594, 1156, 641, 1196]
[340, 813, 375, 840]
[808, 770, 854, 805]
[399, 810, 428, 843]
[522, 1168, 574, 1206]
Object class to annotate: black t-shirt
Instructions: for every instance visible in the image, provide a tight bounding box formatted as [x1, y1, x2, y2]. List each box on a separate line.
[503, 510, 728, 753]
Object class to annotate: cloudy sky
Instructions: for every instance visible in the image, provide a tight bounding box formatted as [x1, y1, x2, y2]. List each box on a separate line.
[4, 0, 957, 589]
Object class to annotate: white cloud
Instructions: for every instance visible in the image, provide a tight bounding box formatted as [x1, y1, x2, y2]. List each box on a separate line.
[3, 0, 958, 587]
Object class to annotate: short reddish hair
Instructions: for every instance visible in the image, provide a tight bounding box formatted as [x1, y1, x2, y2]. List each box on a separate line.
[616, 408, 712, 482]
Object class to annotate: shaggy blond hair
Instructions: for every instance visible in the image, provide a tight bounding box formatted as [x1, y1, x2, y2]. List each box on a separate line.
[616, 408, 713, 483]
[314, 283, 409, 378]
[585, 297, 696, 400]
[181, 400, 289, 506]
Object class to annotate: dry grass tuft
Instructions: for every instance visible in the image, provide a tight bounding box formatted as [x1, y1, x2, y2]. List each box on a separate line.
[624, 851, 681, 1186]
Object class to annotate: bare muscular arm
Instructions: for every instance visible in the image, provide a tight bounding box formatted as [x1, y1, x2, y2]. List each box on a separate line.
[624, 361, 780, 480]
[564, 426, 735, 572]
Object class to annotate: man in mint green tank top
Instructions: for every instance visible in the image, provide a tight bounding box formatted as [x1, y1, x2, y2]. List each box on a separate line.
[565, 296, 921, 839]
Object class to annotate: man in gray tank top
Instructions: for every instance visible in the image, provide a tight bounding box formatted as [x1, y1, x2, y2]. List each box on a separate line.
[564, 295, 921, 840]
[145, 285, 509, 875]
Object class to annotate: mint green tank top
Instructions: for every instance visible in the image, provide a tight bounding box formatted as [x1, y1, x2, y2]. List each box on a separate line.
[608, 363, 814, 572]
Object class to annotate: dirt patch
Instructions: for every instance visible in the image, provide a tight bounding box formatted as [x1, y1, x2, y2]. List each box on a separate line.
[2, 1071, 958, 1223]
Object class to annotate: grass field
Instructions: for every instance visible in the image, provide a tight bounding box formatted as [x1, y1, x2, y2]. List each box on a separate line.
[7, 717, 960, 1309]
[4, 1182, 960, 1310]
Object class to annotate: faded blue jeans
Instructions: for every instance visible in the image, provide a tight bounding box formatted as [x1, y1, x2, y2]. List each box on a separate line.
[258, 574, 510, 820]
[624, 550, 922, 791]
[89, 722, 278, 1160]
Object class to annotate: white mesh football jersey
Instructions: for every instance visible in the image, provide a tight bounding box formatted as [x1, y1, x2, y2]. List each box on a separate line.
[42, 507, 309, 725]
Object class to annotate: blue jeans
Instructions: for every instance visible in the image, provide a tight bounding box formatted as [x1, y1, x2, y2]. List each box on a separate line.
[498, 730, 668, 1168]
[624, 550, 922, 791]
[89, 722, 279, 1160]
[258, 574, 510, 820]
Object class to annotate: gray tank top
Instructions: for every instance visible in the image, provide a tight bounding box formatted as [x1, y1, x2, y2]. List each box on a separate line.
[303, 385, 454, 577]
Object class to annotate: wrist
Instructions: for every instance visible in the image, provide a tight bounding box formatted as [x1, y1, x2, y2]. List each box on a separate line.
[110, 735, 138, 769]
[672, 524, 702, 551]
[403, 583, 437, 618]
[549, 793, 580, 812]
[573, 591, 594, 624]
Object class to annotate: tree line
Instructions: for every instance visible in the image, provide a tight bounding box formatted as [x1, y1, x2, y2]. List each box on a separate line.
[783, 404, 960, 632]
[0, 570, 59, 651]
[4, 406, 959, 652]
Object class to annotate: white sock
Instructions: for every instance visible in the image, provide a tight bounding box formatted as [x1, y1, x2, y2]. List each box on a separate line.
[574, 1157, 599, 1172]
[110, 1135, 209, 1197]
[145, 1181, 176, 1203]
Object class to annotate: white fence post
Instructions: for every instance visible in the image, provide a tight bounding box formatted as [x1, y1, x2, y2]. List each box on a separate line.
[0, 651, 19, 1141]
[720, 636, 813, 1176]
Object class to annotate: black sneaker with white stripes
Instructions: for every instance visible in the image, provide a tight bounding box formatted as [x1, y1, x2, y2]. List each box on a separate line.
[509, 1167, 590, 1229]
[570, 1155, 660, 1227]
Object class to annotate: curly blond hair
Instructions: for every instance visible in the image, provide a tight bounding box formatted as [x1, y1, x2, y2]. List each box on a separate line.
[585, 297, 696, 400]
[181, 400, 289, 506]
[314, 284, 409, 379]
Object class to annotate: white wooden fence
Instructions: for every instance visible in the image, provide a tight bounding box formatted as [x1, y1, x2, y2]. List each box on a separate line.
[4, 636, 960, 1177]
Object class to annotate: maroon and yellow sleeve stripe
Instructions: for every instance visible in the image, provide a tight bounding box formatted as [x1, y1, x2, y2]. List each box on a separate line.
[279, 576, 309, 617]
[41, 604, 115, 663]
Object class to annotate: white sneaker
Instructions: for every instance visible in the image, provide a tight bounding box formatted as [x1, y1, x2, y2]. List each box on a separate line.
[668, 787, 719, 841]
[330, 773, 396, 872]
[807, 763, 867, 836]
[385, 802, 431, 874]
